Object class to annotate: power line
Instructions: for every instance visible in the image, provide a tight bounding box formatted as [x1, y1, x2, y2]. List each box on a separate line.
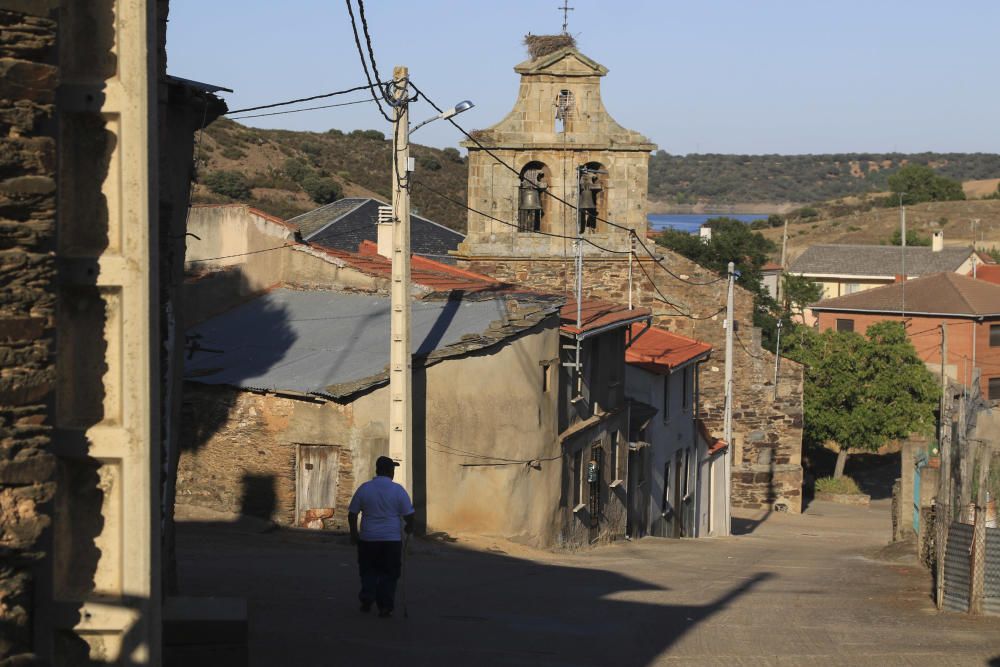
[228, 97, 375, 120]
[631, 250, 726, 320]
[345, 0, 395, 122]
[225, 82, 384, 115]
[187, 243, 293, 263]
[410, 178, 631, 255]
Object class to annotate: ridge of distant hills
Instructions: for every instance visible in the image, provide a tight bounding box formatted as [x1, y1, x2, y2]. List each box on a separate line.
[648, 152, 1000, 210]
[192, 119, 1000, 231]
[192, 118, 470, 230]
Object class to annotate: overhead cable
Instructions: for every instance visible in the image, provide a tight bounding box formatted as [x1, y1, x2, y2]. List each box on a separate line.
[228, 97, 376, 120]
[226, 82, 384, 115]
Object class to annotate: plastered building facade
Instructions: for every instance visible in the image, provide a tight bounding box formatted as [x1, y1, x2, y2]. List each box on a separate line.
[454, 41, 805, 514]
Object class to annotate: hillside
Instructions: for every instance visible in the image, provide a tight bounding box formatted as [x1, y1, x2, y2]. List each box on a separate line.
[191, 118, 469, 230]
[757, 198, 1000, 264]
[647, 152, 1000, 210]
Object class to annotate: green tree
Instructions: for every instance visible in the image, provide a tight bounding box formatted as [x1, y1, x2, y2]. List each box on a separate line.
[782, 274, 823, 318]
[283, 157, 314, 184]
[301, 175, 342, 204]
[888, 164, 965, 204]
[203, 170, 251, 200]
[889, 228, 931, 246]
[786, 321, 938, 478]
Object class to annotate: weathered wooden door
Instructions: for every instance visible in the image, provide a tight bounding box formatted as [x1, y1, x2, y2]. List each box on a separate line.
[296, 445, 340, 528]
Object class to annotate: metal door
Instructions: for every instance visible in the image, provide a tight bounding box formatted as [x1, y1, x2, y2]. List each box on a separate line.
[296, 445, 340, 528]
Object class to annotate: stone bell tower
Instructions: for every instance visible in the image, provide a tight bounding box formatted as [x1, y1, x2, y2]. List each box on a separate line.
[453, 37, 656, 260]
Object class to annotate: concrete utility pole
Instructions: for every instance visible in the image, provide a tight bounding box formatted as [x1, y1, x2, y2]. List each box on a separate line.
[936, 323, 950, 610]
[777, 216, 788, 306]
[899, 194, 907, 318]
[389, 65, 413, 493]
[724, 261, 735, 529]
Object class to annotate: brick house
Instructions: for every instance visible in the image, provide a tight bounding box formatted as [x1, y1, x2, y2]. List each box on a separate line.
[810, 271, 1000, 400]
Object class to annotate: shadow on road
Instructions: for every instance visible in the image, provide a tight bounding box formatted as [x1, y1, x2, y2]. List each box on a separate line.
[176, 518, 773, 665]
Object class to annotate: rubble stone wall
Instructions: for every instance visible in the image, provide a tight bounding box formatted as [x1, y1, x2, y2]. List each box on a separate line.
[0, 6, 59, 661]
[462, 248, 804, 512]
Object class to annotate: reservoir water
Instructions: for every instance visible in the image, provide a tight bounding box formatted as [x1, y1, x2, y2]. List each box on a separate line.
[648, 213, 768, 234]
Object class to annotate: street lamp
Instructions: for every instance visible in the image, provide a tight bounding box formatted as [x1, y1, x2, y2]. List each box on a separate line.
[388, 75, 474, 495]
[411, 100, 475, 134]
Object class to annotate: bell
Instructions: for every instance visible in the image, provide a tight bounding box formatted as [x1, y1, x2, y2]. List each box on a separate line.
[579, 188, 596, 210]
[519, 185, 542, 211]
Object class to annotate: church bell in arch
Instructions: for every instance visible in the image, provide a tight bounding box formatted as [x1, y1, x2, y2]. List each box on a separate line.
[518, 168, 546, 232]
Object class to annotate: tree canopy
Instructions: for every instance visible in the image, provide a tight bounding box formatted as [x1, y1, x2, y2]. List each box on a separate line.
[786, 321, 938, 456]
[887, 164, 965, 205]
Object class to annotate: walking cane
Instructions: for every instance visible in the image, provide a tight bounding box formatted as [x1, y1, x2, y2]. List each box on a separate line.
[401, 533, 410, 618]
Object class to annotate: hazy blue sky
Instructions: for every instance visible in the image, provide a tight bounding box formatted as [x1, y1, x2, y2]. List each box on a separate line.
[167, 0, 999, 155]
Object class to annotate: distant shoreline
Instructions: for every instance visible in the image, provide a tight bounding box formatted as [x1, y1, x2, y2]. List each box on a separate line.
[647, 200, 803, 216]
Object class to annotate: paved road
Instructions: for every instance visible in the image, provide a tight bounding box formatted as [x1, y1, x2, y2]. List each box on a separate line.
[177, 499, 1000, 666]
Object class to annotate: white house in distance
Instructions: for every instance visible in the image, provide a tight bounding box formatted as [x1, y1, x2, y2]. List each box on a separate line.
[624, 324, 728, 538]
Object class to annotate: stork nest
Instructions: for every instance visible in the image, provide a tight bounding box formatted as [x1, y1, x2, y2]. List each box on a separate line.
[523, 34, 576, 60]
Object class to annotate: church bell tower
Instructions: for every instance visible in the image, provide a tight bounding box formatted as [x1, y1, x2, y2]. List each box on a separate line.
[453, 37, 656, 260]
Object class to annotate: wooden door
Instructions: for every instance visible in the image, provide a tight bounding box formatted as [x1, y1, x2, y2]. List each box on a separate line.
[296, 445, 340, 528]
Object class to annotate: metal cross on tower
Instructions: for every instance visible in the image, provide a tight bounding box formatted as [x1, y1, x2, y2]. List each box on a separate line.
[559, 0, 574, 34]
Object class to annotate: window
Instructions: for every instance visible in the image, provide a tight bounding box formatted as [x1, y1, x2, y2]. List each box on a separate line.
[541, 361, 552, 393]
[990, 324, 1000, 348]
[572, 449, 583, 507]
[662, 375, 671, 422]
[682, 367, 691, 411]
[610, 431, 619, 481]
[836, 318, 855, 333]
[845, 283, 861, 295]
[989, 377, 1000, 401]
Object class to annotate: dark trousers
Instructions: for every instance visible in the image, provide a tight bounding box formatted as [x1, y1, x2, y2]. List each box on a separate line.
[357, 540, 402, 611]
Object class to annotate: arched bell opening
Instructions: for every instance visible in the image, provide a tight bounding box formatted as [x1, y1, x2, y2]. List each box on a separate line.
[517, 161, 550, 233]
[578, 161, 608, 233]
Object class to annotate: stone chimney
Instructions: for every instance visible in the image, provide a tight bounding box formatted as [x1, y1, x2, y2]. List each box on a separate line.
[377, 205, 393, 259]
[932, 230, 944, 252]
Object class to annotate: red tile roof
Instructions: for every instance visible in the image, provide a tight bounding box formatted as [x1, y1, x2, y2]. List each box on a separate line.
[697, 419, 728, 455]
[624, 323, 712, 374]
[811, 271, 1000, 317]
[971, 264, 1000, 286]
[560, 299, 651, 336]
[762, 262, 783, 272]
[308, 241, 505, 295]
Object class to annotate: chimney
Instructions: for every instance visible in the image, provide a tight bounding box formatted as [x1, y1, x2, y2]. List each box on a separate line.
[377, 205, 393, 259]
[932, 230, 943, 252]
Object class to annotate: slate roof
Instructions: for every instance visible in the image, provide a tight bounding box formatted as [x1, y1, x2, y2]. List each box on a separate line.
[287, 198, 465, 260]
[810, 272, 1000, 317]
[789, 244, 974, 278]
[560, 299, 651, 337]
[625, 323, 712, 374]
[184, 288, 561, 400]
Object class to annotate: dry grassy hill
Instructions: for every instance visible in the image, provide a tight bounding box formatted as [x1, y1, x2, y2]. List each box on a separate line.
[191, 118, 469, 230]
[759, 198, 1000, 263]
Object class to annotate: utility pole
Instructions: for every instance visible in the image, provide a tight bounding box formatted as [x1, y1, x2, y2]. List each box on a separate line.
[724, 261, 735, 530]
[389, 65, 413, 494]
[773, 319, 782, 401]
[936, 323, 950, 610]
[899, 194, 907, 318]
[777, 216, 788, 306]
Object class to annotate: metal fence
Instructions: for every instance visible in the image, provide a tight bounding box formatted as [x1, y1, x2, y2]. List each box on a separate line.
[943, 523, 1000, 615]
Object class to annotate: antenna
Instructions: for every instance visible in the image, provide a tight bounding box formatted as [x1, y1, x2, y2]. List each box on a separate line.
[559, 0, 574, 34]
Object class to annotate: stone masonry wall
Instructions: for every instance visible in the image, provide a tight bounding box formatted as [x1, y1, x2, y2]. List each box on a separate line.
[0, 7, 59, 661]
[177, 385, 357, 530]
[463, 246, 804, 512]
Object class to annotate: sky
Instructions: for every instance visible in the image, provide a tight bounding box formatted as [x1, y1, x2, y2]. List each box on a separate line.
[167, 0, 1000, 155]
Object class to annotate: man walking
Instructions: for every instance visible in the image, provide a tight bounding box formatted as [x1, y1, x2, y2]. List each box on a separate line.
[348, 456, 415, 617]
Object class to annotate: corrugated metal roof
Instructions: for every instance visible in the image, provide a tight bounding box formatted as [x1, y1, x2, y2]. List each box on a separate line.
[184, 288, 558, 399]
[789, 244, 974, 277]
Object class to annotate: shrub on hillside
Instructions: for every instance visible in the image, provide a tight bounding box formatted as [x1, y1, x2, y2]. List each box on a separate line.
[350, 129, 385, 141]
[301, 175, 342, 204]
[300, 140, 324, 156]
[220, 146, 246, 160]
[815, 476, 862, 495]
[442, 147, 462, 163]
[203, 170, 252, 200]
[417, 155, 442, 171]
[283, 158, 314, 184]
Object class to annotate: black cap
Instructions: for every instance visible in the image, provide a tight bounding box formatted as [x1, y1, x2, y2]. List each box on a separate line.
[375, 456, 399, 474]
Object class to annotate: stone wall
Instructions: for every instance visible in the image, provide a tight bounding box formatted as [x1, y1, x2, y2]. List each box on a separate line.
[0, 6, 58, 661]
[462, 247, 805, 512]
